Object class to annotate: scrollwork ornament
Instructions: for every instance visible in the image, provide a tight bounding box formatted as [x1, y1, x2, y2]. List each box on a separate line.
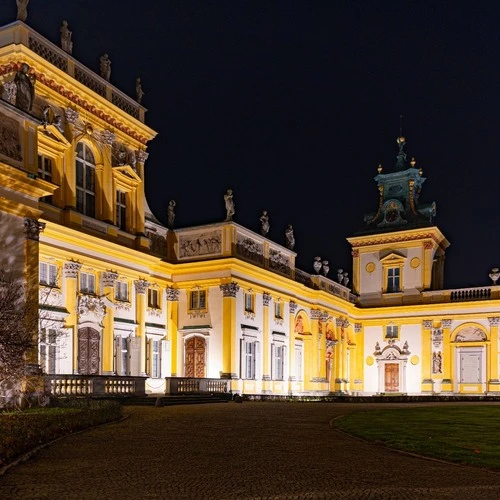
[262, 292, 271, 307]
[219, 282, 240, 298]
[63, 261, 82, 278]
[101, 129, 115, 146]
[64, 107, 79, 125]
[101, 272, 118, 288]
[134, 279, 150, 294]
[136, 149, 149, 163]
[24, 217, 45, 240]
[288, 300, 298, 314]
[166, 287, 180, 301]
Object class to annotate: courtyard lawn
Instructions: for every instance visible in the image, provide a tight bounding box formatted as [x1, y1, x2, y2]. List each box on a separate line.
[335, 405, 500, 470]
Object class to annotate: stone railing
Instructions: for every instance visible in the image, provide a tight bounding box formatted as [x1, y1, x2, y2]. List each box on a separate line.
[423, 286, 500, 304]
[0, 22, 144, 122]
[164, 377, 229, 395]
[45, 375, 146, 397]
[450, 287, 492, 302]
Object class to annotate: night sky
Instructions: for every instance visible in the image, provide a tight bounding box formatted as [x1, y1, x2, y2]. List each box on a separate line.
[2, 1, 500, 289]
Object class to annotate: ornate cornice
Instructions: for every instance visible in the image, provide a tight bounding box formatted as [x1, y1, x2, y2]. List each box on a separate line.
[63, 261, 82, 279]
[262, 292, 272, 307]
[134, 279, 150, 294]
[219, 282, 240, 298]
[166, 287, 180, 301]
[349, 231, 444, 249]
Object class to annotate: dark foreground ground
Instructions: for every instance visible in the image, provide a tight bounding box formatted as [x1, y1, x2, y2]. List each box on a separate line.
[1, 402, 500, 499]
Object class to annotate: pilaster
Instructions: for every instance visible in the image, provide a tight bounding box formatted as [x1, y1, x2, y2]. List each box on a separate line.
[219, 282, 239, 384]
[101, 271, 118, 374]
[262, 292, 271, 391]
[421, 319, 433, 393]
[488, 317, 500, 392]
[166, 287, 180, 376]
[441, 319, 453, 392]
[63, 261, 81, 372]
[134, 279, 150, 376]
[288, 300, 297, 392]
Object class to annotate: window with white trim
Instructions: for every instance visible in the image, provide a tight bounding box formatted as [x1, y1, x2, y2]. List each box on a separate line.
[115, 281, 128, 301]
[274, 301, 284, 319]
[40, 262, 58, 287]
[151, 339, 160, 378]
[37, 154, 53, 203]
[116, 190, 127, 231]
[80, 272, 96, 294]
[294, 342, 303, 381]
[115, 336, 129, 376]
[189, 290, 207, 310]
[244, 292, 255, 313]
[39, 328, 57, 374]
[271, 343, 285, 380]
[387, 267, 401, 293]
[76, 142, 96, 218]
[148, 288, 160, 309]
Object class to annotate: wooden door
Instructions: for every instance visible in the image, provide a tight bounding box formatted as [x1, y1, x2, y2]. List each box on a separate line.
[78, 327, 100, 375]
[384, 363, 399, 392]
[185, 337, 206, 378]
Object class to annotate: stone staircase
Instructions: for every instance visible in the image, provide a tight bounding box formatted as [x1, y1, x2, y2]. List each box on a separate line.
[120, 394, 231, 406]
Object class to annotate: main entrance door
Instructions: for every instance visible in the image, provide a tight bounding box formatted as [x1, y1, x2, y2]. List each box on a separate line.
[185, 337, 206, 378]
[384, 363, 399, 392]
[78, 327, 100, 375]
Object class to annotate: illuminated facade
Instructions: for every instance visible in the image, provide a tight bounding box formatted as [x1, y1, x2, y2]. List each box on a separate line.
[1, 19, 499, 398]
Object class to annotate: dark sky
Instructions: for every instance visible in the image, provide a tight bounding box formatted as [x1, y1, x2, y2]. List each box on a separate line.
[3, 1, 500, 289]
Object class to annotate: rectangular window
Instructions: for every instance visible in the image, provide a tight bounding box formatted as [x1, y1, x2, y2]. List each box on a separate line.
[119, 337, 128, 376]
[294, 343, 303, 381]
[272, 344, 285, 380]
[385, 325, 399, 339]
[37, 155, 53, 203]
[244, 293, 254, 312]
[274, 302, 284, 319]
[39, 262, 58, 287]
[80, 272, 96, 294]
[244, 341, 256, 379]
[115, 281, 128, 301]
[387, 267, 401, 293]
[39, 328, 57, 374]
[148, 289, 160, 309]
[190, 290, 207, 310]
[116, 190, 127, 231]
[151, 340, 160, 378]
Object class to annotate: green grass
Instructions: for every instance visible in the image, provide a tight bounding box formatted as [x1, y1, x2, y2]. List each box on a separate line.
[335, 406, 500, 470]
[0, 400, 122, 467]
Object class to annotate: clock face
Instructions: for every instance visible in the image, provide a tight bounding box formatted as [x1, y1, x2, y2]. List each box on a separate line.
[385, 209, 398, 223]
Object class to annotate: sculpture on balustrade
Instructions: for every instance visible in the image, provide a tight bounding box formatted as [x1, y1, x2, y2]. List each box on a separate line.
[167, 200, 176, 229]
[60, 20, 73, 55]
[14, 63, 36, 112]
[259, 210, 270, 236]
[136, 77, 145, 104]
[285, 224, 295, 250]
[100, 53, 111, 81]
[224, 189, 235, 221]
[16, 0, 29, 22]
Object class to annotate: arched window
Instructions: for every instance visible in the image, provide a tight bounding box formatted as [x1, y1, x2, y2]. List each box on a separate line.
[76, 142, 96, 217]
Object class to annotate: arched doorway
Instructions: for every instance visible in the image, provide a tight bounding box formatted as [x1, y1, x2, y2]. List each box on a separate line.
[185, 336, 206, 378]
[78, 327, 100, 375]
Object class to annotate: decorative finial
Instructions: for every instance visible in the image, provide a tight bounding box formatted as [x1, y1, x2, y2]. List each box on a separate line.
[16, 0, 29, 22]
[377, 163, 383, 173]
[410, 157, 416, 168]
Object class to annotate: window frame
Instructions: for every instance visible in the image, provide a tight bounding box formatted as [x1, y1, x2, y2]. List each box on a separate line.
[116, 190, 127, 231]
[80, 272, 96, 294]
[39, 262, 58, 287]
[189, 289, 207, 311]
[75, 142, 96, 218]
[147, 288, 160, 309]
[274, 301, 284, 319]
[37, 154, 54, 203]
[244, 292, 255, 313]
[385, 325, 399, 339]
[114, 280, 129, 302]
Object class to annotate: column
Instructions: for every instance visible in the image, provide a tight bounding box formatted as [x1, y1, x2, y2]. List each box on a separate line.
[335, 318, 344, 392]
[353, 322, 363, 394]
[63, 261, 82, 373]
[341, 319, 350, 391]
[421, 320, 433, 393]
[134, 279, 150, 376]
[219, 282, 239, 387]
[310, 309, 321, 387]
[441, 319, 453, 392]
[487, 317, 500, 393]
[101, 272, 118, 375]
[262, 292, 271, 393]
[318, 312, 328, 381]
[166, 287, 180, 376]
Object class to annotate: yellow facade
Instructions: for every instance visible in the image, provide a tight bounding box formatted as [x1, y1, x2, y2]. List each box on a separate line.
[1, 20, 499, 399]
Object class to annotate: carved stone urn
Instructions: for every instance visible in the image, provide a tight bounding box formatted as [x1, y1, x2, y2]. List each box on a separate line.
[322, 260, 329, 277]
[337, 268, 344, 284]
[313, 256, 322, 274]
[490, 267, 500, 285]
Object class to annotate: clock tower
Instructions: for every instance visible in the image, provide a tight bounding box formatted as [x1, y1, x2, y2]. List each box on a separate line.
[347, 136, 449, 306]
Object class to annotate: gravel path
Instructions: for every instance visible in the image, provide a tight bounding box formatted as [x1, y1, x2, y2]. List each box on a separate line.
[1, 402, 499, 499]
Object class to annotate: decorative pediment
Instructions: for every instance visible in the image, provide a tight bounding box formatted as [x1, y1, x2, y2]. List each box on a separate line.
[380, 252, 407, 264]
[112, 165, 141, 184]
[38, 124, 71, 148]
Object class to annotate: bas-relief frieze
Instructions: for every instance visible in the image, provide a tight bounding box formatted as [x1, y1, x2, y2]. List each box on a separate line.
[455, 326, 487, 342]
[179, 230, 222, 258]
[236, 235, 264, 264]
[269, 248, 290, 276]
[0, 112, 22, 162]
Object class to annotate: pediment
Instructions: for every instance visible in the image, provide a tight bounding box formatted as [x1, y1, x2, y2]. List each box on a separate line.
[38, 124, 71, 148]
[380, 251, 407, 264]
[112, 165, 141, 183]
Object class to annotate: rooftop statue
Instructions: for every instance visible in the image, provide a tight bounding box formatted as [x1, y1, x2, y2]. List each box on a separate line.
[60, 20, 73, 55]
[167, 200, 176, 229]
[259, 210, 270, 237]
[285, 224, 295, 250]
[224, 189, 235, 221]
[136, 77, 145, 104]
[100, 53, 111, 81]
[14, 63, 36, 112]
[16, 0, 29, 22]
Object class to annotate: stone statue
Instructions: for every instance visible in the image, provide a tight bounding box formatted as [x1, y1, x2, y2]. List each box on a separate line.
[259, 210, 270, 236]
[60, 20, 73, 55]
[224, 189, 235, 221]
[14, 63, 36, 112]
[100, 53, 111, 81]
[167, 200, 176, 229]
[16, 0, 29, 22]
[136, 77, 144, 104]
[285, 224, 295, 250]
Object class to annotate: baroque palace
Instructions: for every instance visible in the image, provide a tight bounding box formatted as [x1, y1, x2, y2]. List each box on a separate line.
[1, 14, 499, 399]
